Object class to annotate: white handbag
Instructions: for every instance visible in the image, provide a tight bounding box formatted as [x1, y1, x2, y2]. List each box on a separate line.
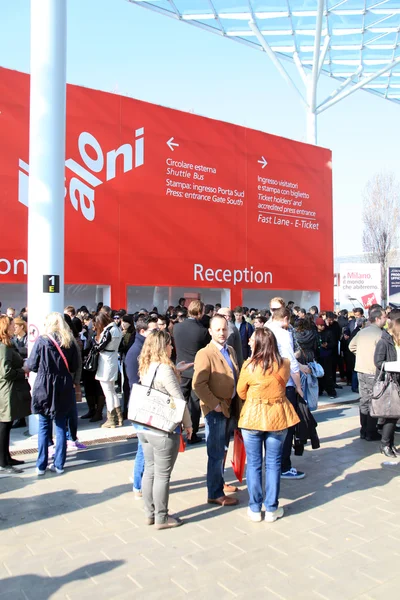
[128, 365, 186, 433]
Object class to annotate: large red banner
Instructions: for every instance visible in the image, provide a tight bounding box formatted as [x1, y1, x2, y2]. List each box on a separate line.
[0, 67, 333, 308]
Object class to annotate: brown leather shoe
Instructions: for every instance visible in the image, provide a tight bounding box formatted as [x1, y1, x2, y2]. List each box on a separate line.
[208, 496, 239, 506]
[224, 484, 239, 493]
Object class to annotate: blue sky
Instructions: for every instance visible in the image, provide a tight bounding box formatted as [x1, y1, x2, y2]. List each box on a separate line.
[1, 0, 399, 257]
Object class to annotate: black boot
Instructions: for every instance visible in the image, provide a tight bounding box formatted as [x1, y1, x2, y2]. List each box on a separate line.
[366, 413, 381, 441]
[360, 412, 368, 439]
[81, 395, 96, 419]
[380, 445, 396, 458]
[12, 418, 26, 428]
[90, 396, 105, 422]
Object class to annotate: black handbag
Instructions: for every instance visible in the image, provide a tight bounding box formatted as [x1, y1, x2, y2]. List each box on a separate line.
[371, 363, 400, 419]
[83, 345, 99, 372]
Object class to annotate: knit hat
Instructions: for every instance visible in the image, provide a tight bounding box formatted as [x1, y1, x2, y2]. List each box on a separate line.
[315, 318, 325, 326]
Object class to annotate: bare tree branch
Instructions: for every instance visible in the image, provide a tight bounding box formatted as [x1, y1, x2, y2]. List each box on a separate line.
[362, 171, 400, 303]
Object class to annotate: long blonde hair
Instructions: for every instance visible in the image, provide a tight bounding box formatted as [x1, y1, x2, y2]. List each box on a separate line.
[138, 330, 178, 379]
[43, 312, 74, 348]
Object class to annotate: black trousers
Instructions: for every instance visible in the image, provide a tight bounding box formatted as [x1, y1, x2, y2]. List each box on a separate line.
[318, 356, 336, 396]
[0, 421, 12, 467]
[181, 376, 201, 436]
[122, 363, 131, 419]
[381, 418, 397, 446]
[281, 386, 298, 473]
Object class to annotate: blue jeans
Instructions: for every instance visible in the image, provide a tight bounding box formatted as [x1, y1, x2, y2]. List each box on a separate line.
[204, 410, 228, 499]
[132, 436, 144, 492]
[352, 371, 359, 393]
[242, 428, 287, 513]
[132, 439, 145, 491]
[37, 413, 68, 471]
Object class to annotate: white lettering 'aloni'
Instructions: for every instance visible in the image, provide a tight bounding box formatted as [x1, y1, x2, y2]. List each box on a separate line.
[194, 263, 272, 286]
[18, 128, 145, 221]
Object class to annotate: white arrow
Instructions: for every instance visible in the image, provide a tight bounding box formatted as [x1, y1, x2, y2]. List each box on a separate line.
[258, 156, 268, 169]
[167, 137, 179, 151]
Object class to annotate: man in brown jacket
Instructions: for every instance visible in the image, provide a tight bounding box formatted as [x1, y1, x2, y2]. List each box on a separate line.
[193, 314, 239, 506]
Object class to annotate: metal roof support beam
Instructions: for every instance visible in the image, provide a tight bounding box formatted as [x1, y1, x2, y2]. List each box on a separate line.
[318, 35, 331, 78]
[293, 51, 308, 86]
[307, 0, 325, 145]
[317, 66, 362, 110]
[249, 20, 307, 106]
[317, 56, 400, 114]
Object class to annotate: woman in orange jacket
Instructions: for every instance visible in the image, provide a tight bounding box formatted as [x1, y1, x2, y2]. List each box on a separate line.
[237, 328, 299, 523]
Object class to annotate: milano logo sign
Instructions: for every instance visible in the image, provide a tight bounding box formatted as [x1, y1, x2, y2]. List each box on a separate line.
[18, 128, 145, 221]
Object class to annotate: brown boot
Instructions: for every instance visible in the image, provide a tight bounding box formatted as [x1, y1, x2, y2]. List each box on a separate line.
[101, 410, 116, 428]
[115, 407, 124, 427]
[90, 396, 105, 422]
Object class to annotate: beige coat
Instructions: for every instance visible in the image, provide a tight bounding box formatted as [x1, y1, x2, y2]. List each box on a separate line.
[349, 324, 383, 375]
[193, 342, 239, 419]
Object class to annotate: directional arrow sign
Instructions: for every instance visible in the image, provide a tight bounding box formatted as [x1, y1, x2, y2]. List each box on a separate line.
[167, 137, 179, 151]
[258, 156, 268, 169]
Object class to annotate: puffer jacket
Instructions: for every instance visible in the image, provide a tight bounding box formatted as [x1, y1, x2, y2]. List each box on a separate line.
[295, 329, 318, 363]
[237, 358, 300, 431]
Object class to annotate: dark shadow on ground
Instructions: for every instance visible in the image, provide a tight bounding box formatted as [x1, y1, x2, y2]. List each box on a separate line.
[1, 560, 124, 600]
[0, 484, 129, 531]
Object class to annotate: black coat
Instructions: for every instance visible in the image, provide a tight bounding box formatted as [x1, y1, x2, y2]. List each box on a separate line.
[173, 318, 210, 378]
[125, 333, 145, 388]
[374, 330, 400, 384]
[27, 336, 78, 417]
[317, 329, 335, 358]
[295, 397, 320, 451]
[326, 321, 341, 345]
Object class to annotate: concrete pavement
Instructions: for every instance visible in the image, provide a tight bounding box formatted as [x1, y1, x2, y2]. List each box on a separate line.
[1, 403, 400, 600]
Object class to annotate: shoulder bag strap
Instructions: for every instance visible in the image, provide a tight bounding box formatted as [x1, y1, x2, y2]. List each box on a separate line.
[47, 334, 70, 373]
[272, 371, 286, 389]
[146, 364, 160, 396]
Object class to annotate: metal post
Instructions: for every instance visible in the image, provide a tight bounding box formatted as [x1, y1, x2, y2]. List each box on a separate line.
[28, 0, 67, 433]
[306, 93, 317, 146]
[307, 0, 324, 145]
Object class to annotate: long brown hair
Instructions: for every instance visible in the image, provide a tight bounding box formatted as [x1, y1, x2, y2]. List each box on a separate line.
[0, 316, 13, 347]
[390, 318, 400, 347]
[247, 328, 282, 374]
[94, 312, 112, 341]
[139, 330, 178, 379]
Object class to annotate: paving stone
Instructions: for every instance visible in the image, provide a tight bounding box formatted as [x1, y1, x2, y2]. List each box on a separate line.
[2, 408, 400, 599]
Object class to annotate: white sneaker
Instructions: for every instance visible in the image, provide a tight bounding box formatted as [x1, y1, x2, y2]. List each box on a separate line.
[36, 468, 46, 476]
[264, 507, 284, 522]
[49, 465, 64, 474]
[247, 507, 262, 522]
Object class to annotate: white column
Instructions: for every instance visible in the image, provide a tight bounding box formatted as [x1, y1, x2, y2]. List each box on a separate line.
[221, 289, 231, 307]
[28, 0, 67, 434]
[307, 77, 317, 145]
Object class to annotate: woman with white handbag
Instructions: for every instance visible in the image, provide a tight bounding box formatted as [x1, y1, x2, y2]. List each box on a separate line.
[136, 330, 192, 529]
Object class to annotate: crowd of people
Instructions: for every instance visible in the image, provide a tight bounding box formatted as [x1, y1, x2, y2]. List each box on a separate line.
[0, 296, 398, 528]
